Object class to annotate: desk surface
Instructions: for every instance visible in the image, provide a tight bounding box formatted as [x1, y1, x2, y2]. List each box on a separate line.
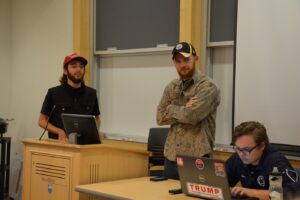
[75, 177, 197, 200]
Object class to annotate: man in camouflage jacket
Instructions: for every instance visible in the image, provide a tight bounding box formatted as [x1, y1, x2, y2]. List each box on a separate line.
[157, 42, 221, 179]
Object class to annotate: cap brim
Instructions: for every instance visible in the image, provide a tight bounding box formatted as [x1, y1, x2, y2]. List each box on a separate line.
[173, 52, 192, 59]
[178, 52, 191, 58]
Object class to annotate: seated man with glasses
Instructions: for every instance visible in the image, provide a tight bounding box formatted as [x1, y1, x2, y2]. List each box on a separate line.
[226, 121, 299, 200]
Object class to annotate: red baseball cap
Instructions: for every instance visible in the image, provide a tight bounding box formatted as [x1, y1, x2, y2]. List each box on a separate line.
[63, 53, 88, 66]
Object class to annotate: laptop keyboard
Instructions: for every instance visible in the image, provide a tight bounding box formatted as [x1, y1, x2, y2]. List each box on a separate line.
[231, 197, 258, 200]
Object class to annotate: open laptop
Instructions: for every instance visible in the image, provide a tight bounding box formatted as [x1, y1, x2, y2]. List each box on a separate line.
[176, 155, 255, 200]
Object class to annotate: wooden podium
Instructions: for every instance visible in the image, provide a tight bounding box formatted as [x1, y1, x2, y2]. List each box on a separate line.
[21, 139, 149, 200]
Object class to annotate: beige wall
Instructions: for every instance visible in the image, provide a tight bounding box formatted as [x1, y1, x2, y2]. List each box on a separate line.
[0, 0, 12, 118]
[9, 0, 72, 139]
[2, 0, 72, 197]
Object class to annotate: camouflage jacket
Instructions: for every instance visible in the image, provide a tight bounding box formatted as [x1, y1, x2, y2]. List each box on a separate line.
[157, 71, 220, 161]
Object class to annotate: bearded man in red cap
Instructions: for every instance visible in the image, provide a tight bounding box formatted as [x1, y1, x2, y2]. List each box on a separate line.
[38, 53, 100, 142]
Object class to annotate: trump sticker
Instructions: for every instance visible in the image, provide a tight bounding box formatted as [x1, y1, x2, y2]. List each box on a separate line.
[187, 182, 224, 199]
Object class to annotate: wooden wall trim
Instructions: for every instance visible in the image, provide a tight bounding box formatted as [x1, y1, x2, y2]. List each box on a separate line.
[73, 0, 91, 85]
[179, 0, 204, 71]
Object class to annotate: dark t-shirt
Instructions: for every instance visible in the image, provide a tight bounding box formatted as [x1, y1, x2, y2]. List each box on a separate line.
[226, 147, 300, 197]
[41, 83, 100, 139]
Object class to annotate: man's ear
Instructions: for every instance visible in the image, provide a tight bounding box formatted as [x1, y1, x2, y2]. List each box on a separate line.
[260, 142, 266, 151]
[63, 68, 67, 75]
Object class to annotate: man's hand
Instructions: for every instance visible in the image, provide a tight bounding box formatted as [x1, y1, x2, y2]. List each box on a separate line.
[231, 186, 251, 197]
[58, 130, 69, 143]
[186, 96, 198, 108]
[162, 116, 172, 123]
[231, 186, 269, 200]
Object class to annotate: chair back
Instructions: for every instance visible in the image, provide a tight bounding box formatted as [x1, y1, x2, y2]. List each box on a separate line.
[147, 127, 169, 166]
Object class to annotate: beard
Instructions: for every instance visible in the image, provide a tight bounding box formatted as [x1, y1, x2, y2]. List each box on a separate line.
[67, 72, 84, 84]
[178, 63, 196, 80]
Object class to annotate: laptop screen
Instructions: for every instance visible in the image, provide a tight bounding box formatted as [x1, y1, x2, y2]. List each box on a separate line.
[61, 113, 101, 145]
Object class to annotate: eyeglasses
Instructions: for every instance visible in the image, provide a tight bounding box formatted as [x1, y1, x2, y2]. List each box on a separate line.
[233, 144, 258, 156]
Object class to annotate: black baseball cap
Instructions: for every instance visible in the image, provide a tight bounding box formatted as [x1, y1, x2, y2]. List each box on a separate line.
[172, 42, 196, 59]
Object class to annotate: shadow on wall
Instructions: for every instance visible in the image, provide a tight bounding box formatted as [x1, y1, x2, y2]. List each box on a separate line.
[10, 158, 23, 200]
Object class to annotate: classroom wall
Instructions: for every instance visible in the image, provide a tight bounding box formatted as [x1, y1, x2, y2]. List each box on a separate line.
[212, 46, 234, 145]
[3, 0, 73, 198]
[235, 0, 300, 146]
[0, 0, 12, 119]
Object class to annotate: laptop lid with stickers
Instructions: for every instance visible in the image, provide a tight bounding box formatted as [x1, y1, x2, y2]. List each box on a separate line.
[176, 155, 231, 200]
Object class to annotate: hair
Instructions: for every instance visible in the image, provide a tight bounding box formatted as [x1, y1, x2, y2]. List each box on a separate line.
[59, 61, 85, 85]
[233, 121, 269, 148]
[59, 73, 68, 85]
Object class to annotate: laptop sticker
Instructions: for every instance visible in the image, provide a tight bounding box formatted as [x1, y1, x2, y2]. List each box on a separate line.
[186, 182, 224, 200]
[198, 174, 206, 183]
[214, 162, 226, 177]
[177, 156, 184, 167]
[195, 159, 204, 170]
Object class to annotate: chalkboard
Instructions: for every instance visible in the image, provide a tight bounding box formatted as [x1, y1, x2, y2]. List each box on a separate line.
[95, 0, 179, 51]
[209, 0, 237, 43]
[96, 51, 233, 145]
[97, 53, 177, 142]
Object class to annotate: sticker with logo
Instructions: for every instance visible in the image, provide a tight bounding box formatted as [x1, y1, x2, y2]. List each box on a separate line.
[176, 156, 184, 167]
[195, 159, 204, 170]
[176, 44, 183, 50]
[214, 162, 225, 177]
[48, 183, 53, 193]
[198, 174, 206, 183]
[257, 175, 265, 187]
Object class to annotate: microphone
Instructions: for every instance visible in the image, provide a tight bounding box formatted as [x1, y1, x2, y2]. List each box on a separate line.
[39, 105, 57, 140]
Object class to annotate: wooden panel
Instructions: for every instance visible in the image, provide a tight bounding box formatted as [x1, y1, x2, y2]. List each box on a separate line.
[102, 139, 147, 152]
[73, 0, 91, 85]
[290, 159, 300, 169]
[213, 150, 300, 170]
[179, 0, 204, 71]
[22, 139, 148, 200]
[31, 153, 70, 185]
[212, 151, 232, 161]
[79, 147, 148, 184]
[30, 153, 71, 200]
[30, 180, 69, 200]
[104, 140, 300, 170]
